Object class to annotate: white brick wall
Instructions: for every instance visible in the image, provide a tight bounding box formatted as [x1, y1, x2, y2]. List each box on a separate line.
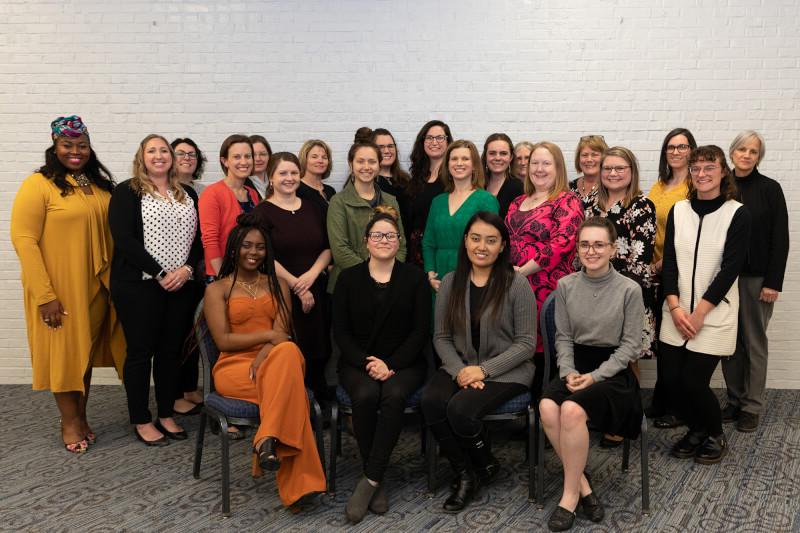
[0, 0, 797, 387]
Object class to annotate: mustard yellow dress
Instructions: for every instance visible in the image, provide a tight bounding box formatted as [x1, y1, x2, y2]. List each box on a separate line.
[10, 173, 126, 392]
[647, 179, 689, 265]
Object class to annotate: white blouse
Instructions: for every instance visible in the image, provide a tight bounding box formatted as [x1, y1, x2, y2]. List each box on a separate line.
[141, 189, 197, 279]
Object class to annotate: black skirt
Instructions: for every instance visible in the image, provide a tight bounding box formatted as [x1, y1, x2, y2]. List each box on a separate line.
[542, 344, 642, 439]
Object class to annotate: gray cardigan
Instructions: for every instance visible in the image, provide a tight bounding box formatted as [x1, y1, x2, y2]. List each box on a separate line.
[434, 271, 537, 387]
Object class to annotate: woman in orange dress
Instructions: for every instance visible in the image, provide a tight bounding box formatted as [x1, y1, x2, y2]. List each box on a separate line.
[203, 213, 326, 507]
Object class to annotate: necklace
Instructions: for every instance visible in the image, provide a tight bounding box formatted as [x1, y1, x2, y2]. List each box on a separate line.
[236, 273, 262, 299]
[580, 177, 597, 197]
[73, 173, 91, 187]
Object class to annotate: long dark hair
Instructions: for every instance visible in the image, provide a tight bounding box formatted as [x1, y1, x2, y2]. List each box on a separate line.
[445, 211, 514, 335]
[409, 120, 453, 196]
[481, 132, 514, 182]
[370, 127, 411, 190]
[658, 128, 697, 184]
[218, 213, 293, 336]
[37, 141, 114, 196]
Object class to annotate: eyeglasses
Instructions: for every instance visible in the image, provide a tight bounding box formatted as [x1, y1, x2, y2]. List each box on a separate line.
[689, 165, 720, 175]
[377, 144, 396, 151]
[175, 150, 198, 159]
[424, 135, 447, 144]
[578, 241, 612, 252]
[666, 144, 690, 154]
[601, 165, 630, 174]
[580, 135, 605, 142]
[367, 231, 400, 242]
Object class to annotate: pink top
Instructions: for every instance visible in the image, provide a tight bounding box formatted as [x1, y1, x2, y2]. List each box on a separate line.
[505, 190, 584, 352]
[198, 179, 259, 274]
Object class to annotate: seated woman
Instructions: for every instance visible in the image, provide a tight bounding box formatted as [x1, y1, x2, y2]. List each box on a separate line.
[421, 212, 536, 513]
[333, 206, 430, 523]
[204, 214, 326, 508]
[539, 216, 645, 532]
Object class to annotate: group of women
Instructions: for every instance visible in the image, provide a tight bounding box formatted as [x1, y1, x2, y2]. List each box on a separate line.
[11, 116, 788, 529]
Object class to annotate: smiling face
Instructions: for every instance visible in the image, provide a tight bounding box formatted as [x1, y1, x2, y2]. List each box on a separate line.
[448, 147, 473, 183]
[486, 140, 512, 177]
[253, 142, 270, 176]
[306, 145, 329, 177]
[423, 125, 448, 159]
[238, 228, 267, 272]
[579, 146, 603, 178]
[143, 137, 172, 179]
[665, 134, 691, 172]
[600, 155, 632, 195]
[365, 219, 401, 261]
[513, 146, 531, 179]
[350, 146, 380, 186]
[730, 136, 761, 176]
[222, 142, 253, 180]
[270, 160, 301, 196]
[55, 134, 91, 172]
[465, 219, 504, 270]
[528, 147, 557, 194]
[690, 157, 724, 199]
[577, 225, 615, 275]
[174, 142, 198, 178]
[374, 134, 397, 170]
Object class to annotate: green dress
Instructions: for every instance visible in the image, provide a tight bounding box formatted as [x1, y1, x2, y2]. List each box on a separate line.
[422, 189, 499, 279]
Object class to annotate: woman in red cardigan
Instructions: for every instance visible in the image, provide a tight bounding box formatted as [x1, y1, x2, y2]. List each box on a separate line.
[199, 134, 260, 279]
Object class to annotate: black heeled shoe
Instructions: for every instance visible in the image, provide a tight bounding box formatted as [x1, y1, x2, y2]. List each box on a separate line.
[256, 437, 280, 471]
[443, 469, 479, 513]
[154, 419, 188, 440]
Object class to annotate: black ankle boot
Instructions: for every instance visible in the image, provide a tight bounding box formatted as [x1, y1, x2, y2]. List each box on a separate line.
[461, 429, 500, 484]
[443, 468, 479, 512]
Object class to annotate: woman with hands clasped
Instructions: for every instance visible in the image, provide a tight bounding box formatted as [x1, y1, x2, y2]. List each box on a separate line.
[205, 214, 326, 508]
[333, 206, 430, 523]
[539, 216, 645, 532]
[421, 212, 536, 513]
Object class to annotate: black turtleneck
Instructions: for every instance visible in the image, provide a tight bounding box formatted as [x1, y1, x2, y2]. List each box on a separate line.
[662, 195, 751, 305]
[735, 168, 789, 291]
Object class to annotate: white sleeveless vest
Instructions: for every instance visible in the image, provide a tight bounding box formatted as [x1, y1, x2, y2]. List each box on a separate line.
[659, 199, 743, 356]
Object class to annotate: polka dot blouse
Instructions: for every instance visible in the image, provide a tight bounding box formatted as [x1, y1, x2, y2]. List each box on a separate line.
[141, 190, 197, 279]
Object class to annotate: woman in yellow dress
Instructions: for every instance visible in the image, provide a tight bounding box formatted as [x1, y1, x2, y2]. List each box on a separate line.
[10, 116, 126, 453]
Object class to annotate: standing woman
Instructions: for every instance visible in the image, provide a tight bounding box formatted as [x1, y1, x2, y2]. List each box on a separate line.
[539, 217, 645, 532]
[660, 145, 750, 464]
[333, 207, 430, 523]
[423, 140, 499, 293]
[569, 135, 608, 206]
[422, 212, 537, 512]
[371, 127, 412, 239]
[481, 133, 523, 219]
[407, 120, 453, 266]
[172, 137, 207, 195]
[327, 140, 406, 293]
[109, 134, 203, 445]
[198, 134, 259, 279]
[297, 139, 336, 213]
[721, 131, 789, 433]
[505, 141, 584, 397]
[646, 128, 697, 428]
[11, 116, 125, 453]
[205, 214, 326, 507]
[252, 152, 332, 400]
[245, 134, 272, 200]
[512, 141, 534, 181]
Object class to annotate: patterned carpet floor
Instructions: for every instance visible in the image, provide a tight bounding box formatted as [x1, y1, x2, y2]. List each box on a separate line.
[0, 385, 798, 532]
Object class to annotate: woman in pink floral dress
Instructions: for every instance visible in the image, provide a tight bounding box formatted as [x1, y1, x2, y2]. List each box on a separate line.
[505, 141, 584, 396]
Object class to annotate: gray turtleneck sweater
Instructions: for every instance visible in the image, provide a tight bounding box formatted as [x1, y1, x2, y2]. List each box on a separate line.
[554, 266, 645, 383]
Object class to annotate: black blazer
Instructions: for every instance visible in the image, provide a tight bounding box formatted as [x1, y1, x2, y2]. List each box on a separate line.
[109, 179, 203, 281]
[333, 260, 430, 371]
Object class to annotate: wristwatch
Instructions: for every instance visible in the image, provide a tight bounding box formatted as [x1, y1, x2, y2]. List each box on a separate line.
[154, 269, 166, 281]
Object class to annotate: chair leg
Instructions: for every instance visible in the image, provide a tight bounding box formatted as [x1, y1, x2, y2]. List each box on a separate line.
[527, 407, 535, 502]
[536, 411, 545, 508]
[328, 404, 339, 495]
[622, 438, 631, 471]
[426, 429, 437, 494]
[420, 421, 426, 456]
[640, 421, 650, 515]
[311, 399, 326, 476]
[218, 417, 232, 518]
[193, 411, 207, 479]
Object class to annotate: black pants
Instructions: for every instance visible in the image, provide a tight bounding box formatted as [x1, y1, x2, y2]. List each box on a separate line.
[659, 341, 723, 437]
[339, 364, 425, 482]
[176, 280, 205, 399]
[112, 279, 199, 424]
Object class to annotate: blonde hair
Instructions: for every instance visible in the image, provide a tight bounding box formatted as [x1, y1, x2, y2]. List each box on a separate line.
[299, 139, 333, 180]
[524, 141, 569, 200]
[597, 146, 641, 210]
[574, 135, 609, 174]
[440, 140, 485, 193]
[130, 134, 185, 202]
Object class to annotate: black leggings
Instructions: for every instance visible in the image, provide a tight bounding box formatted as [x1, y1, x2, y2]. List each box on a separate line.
[339, 364, 425, 482]
[659, 342, 723, 437]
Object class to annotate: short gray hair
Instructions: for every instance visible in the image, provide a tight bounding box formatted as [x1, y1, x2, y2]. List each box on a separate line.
[729, 130, 766, 166]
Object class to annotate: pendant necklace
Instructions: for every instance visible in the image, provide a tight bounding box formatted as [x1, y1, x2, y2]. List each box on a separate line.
[236, 273, 262, 299]
[73, 173, 91, 187]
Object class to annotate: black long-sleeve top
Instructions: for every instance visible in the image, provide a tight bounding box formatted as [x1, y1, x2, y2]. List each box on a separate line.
[735, 168, 789, 291]
[333, 260, 430, 371]
[108, 181, 202, 281]
[662, 196, 751, 305]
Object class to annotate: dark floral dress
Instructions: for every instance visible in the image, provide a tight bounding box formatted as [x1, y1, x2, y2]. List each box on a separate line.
[586, 193, 658, 358]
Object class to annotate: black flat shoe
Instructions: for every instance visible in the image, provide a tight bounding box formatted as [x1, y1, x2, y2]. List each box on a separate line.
[670, 430, 706, 459]
[721, 404, 740, 423]
[579, 471, 604, 522]
[443, 470, 479, 513]
[654, 414, 684, 429]
[134, 426, 169, 447]
[256, 437, 280, 471]
[547, 505, 576, 532]
[154, 420, 188, 440]
[599, 435, 623, 448]
[174, 403, 203, 416]
[695, 435, 728, 465]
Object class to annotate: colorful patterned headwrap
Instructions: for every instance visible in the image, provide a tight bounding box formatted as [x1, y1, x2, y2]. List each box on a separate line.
[51, 115, 89, 139]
